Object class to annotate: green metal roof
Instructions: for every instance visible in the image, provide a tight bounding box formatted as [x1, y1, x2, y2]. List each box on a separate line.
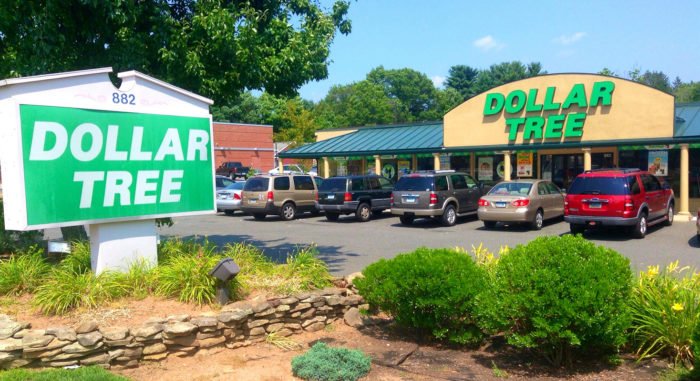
[279, 122, 443, 158]
[675, 102, 700, 138]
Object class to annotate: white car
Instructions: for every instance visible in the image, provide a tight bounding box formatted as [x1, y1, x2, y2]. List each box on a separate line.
[216, 181, 245, 215]
[269, 164, 305, 175]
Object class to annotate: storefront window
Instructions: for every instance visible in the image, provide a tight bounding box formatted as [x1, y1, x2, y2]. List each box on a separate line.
[450, 155, 470, 173]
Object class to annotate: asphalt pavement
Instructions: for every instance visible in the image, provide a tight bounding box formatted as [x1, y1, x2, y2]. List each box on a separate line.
[150, 211, 700, 276]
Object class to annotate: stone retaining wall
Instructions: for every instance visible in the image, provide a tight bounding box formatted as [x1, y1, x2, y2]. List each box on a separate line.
[0, 288, 364, 370]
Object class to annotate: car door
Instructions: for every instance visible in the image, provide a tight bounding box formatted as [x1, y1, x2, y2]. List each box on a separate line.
[450, 174, 470, 213]
[640, 174, 665, 219]
[375, 177, 394, 209]
[293, 175, 315, 211]
[546, 181, 565, 217]
[535, 181, 551, 217]
[464, 174, 481, 212]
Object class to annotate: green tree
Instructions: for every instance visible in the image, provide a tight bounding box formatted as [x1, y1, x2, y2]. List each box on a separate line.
[598, 67, 618, 77]
[445, 65, 479, 101]
[637, 70, 672, 93]
[472, 61, 544, 95]
[366, 66, 438, 120]
[0, 0, 352, 104]
[274, 99, 318, 145]
[314, 81, 400, 128]
[676, 82, 700, 103]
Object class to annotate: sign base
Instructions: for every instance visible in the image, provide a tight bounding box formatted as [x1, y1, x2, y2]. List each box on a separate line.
[89, 220, 157, 275]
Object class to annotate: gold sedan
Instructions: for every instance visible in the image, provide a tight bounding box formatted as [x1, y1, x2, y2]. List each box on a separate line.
[477, 180, 565, 230]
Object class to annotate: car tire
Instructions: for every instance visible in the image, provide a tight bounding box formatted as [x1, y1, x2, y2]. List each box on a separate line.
[570, 223, 585, 235]
[633, 212, 648, 239]
[253, 213, 266, 221]
[356, 203, 371, 222]
[665, 203, 674, 226]
[530, 209, 544, 230]
[483, 220, 497, 229]
[399, 215, 414, 225]
[325, 212, 340, 221]
[441, 204, 457, 226]
[280, 202, 296, 221]
[224, 210, 235, 216]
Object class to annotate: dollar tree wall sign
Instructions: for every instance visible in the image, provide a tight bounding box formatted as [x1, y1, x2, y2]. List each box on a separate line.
[0, 68, 215, 231]
[482, 81, 615, 142]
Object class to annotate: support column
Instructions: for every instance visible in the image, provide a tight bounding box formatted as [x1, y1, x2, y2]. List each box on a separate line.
[469, 153, 476, 177]
[374, 155, 381, 175]
[433, 153, 441, 171]
[323, 157, 330, 178]
[278, 159, 284, 173]
[90, 220, 157, 275]
[361, 158, 367, 175]
[503, 151, 511, 181]
[412, 154, 418, 173]
[680, 144, 690, 216]
[582, 148, 592, 171]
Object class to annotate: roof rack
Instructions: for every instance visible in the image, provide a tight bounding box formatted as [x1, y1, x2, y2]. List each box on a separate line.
[583, 168, 640, 174]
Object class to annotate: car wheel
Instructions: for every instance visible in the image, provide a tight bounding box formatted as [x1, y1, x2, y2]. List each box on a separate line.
[224, 210, 235, 216]
[356, 203, 371, 222]
[441, 204, 457, 226]
[570, 223, 585, 235]
[253, 213, 266, 221]
[665, 203, 674, 226]
[280, 202, 296, 221]
[399, 215, 414, 225]
[633, 212, 648, 239]
[483, 220, 497, 229]
[530, 209, 544, 230]
[325, 212, 340, 221]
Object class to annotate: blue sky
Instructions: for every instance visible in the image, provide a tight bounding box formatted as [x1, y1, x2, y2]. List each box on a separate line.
[298, 0, 700, 101]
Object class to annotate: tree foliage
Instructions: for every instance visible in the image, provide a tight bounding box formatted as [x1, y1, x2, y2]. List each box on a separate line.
[445, 61, 544, 101]
[0, 0, 352, 104]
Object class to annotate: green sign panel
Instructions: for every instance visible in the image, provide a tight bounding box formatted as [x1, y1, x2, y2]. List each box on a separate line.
[483, 81, 615, 142]
[20, 105, 214, 226]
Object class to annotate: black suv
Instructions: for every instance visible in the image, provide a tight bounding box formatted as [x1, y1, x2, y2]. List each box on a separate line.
[391, 171, 486, 226]
[317, 175, 394, 222]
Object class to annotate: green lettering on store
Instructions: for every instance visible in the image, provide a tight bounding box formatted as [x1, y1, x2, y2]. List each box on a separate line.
[523, 117, 544, 140]
[544, 114, 566, 138]
[562, 84, 587, 109]
[590, 81, 615, 106]
[506, 118, 525, 141]
[525, 89, 543, 112]
[564, 113, 586, 138]
[543, 87, 561, 111]
[483, 93, 505, 115]
[505, 90, 526, 114]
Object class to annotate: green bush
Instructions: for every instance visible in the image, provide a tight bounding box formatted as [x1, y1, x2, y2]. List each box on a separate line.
[291, 342, 371, 381]
[630, 262, 700, 367]
[355, 247, 488, 345]
[284, 246, 333, 292]
[0, 246, 50, 295]
[0, 200, 44, 254]
[33, 268, 126, 315]
[0, 365, 128, 380]
[477, 235, 632, 367]
[111, 259, 159, 300]
[59, 240, 92, 274]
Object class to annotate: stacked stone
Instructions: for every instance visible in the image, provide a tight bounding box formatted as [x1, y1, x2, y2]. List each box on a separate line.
[0, 288, 363, 370]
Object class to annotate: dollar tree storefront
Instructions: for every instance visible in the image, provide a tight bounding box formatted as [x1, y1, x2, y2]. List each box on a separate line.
[280, 74, 700, 216]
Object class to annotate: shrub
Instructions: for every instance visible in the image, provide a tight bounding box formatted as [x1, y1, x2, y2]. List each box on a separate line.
[630, 262, 700, 367]
[0, 246, 51, 296]
[0, 365, 128, 380]
[355, 247, 488, 345]
[283, 246, 333, 292]
[291, 342, 371, 381]
[58, 240, 92, 273]
[33, 269, 126, 315]
[111, 259, 159, 300]
[477, 235, 632, 367]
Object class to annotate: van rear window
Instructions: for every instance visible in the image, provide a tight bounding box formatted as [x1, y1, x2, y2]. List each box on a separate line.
[243, 178, 269, 192]
[319, 178, 347, 192]
[567, 177, 630, 195]
[394, 177, 433, 191]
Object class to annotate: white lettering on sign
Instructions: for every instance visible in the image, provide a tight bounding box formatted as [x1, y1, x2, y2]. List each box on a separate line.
[29, 122, 68, 160]
[73, 170, 183, 208]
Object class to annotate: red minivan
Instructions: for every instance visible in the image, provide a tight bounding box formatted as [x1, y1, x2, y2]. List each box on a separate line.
[564, 169, 674, 238]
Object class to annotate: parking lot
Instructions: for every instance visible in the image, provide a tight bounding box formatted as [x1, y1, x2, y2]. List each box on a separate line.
[156, 211, 700, 276]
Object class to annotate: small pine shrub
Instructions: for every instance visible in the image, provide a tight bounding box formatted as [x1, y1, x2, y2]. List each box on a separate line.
[0, 246, 51, 295]
[291, 342, 371, 381]
[630, 262, 700, 367]
[33, 269, 126, 315]
[477, 235, 632, 367]
[355, 247, 488, 345]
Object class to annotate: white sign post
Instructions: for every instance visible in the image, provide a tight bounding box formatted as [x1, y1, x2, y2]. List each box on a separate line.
[0, 68, 215, 274]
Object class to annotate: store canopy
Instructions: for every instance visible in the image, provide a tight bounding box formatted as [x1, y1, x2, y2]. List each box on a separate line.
[675, 102, 700, 138]
[279, 122, 443, 158]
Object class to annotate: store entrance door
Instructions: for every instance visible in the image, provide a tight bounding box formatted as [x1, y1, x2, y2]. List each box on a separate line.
[541, 154, 584, 190]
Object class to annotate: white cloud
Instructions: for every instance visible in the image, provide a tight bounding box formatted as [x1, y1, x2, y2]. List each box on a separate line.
[473, 35, 505, 51]
[431, 75, 446, 88]
[553, 32, 587, 45]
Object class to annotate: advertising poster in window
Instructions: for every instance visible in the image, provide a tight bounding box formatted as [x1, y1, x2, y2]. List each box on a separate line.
[647, 150, 668, 176]
[478, 157, 493, 180]
[439, 154, 450, 170]
[517, 152, 533, 177]
[397, 160, 410, 176]
[336, 158, 347, 176]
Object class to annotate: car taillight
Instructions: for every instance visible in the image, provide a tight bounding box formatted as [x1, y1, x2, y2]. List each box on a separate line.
[344, 192, 352, 202]
[511, 199, 530, 207]
[234, 193, 241, 200]
[429, 192, 438, 205]
[478, 198, 489, 207]
[390, 193, 394, 205]
[564, 199, 569, 215]
[267, 191, 274, 202]
[315, 192, 319, 201]
[623, 196, 634, 214]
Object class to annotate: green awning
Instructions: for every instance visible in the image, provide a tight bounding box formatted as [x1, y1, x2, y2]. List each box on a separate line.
[279, 122, 443, 158]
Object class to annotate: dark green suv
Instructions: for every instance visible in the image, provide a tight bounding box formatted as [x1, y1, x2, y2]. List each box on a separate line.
[316, 175, 394, 222]
[391, 171, 486, 226]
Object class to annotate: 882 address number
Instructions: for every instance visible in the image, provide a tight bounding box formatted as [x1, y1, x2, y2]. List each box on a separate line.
[112, 93, 136, 105]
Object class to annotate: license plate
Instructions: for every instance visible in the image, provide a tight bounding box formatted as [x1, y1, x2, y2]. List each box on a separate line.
[327, 194, 335, 200]
[404, 197, 416, 204]
[495, 202, 506, 208]
[249, 199, 257, 204]
[589, 202, 601, 208]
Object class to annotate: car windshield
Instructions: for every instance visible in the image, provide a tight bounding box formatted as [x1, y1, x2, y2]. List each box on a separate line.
[394, 176, 434, 191]
[319, 178, 347, 192]
[224, 182, 245, 191]
[488, 182, 532, 196]
[567, 177, 630, 195]
[243, 177, 269, 192]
